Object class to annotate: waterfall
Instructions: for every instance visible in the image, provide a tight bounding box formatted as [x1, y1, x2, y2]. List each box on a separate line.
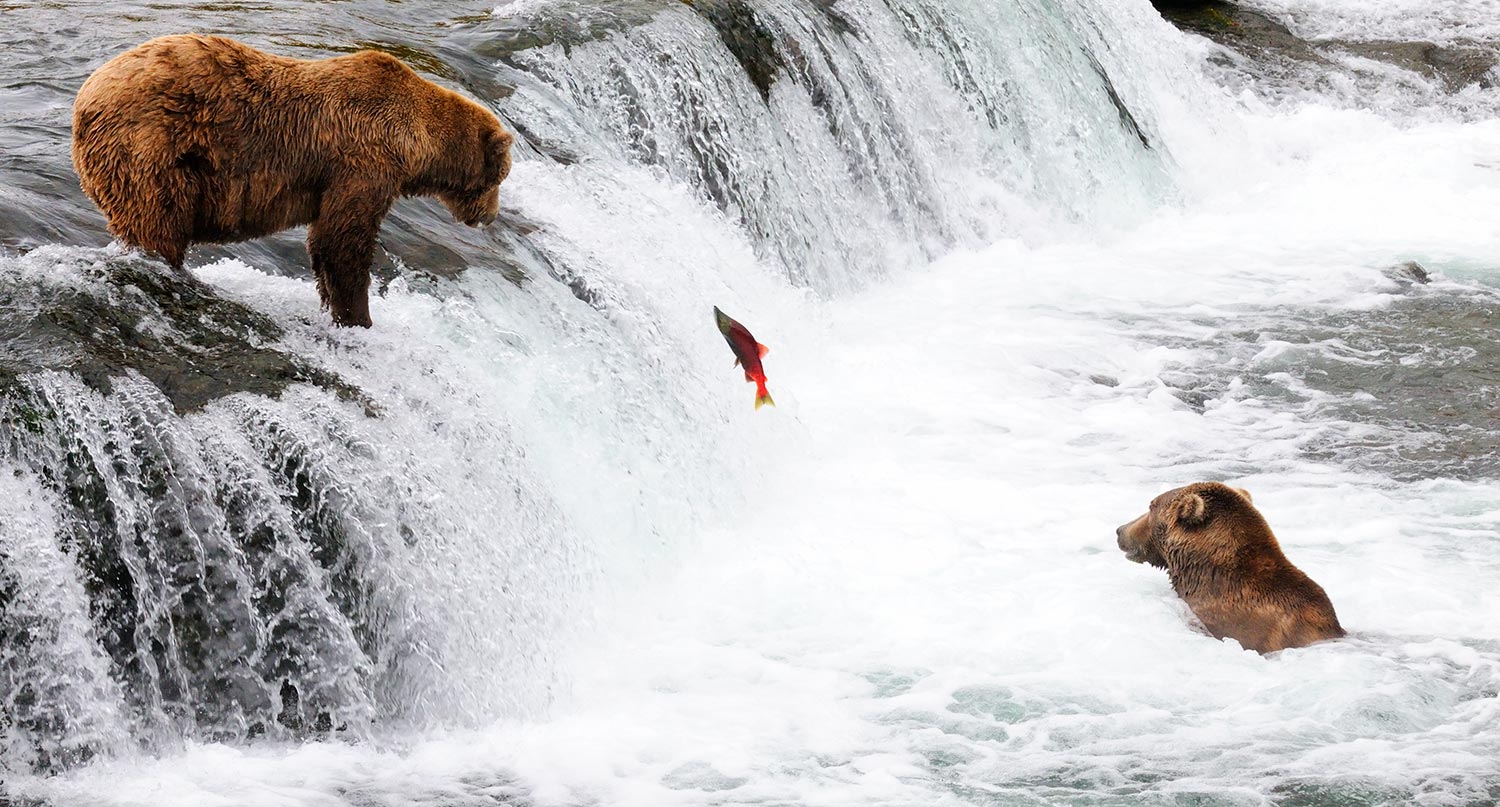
[0, 0, 1202, 774]
[490, 0, 1184, 287]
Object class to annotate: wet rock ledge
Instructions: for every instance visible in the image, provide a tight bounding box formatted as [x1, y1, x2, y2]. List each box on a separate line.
[1151, 0, 1498, 91]
[0, 250, 362, 415]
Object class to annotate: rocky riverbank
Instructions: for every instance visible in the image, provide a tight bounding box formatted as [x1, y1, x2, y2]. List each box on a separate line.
[1152, 0, 1498, 100]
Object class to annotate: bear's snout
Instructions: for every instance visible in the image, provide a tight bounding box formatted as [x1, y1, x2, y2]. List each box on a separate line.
[441, 187, 501, 229]
[458, 202, 498, 228]
[1116, 514, 1152, 564]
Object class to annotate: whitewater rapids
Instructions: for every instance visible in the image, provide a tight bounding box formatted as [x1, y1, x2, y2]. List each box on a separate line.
[3, 0, 1499, 804]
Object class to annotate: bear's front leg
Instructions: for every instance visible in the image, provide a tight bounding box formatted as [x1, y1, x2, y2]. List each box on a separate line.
[307, 186, 394, 328]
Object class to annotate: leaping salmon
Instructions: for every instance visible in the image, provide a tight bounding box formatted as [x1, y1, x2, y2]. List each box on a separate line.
[713, 306, 774, 410]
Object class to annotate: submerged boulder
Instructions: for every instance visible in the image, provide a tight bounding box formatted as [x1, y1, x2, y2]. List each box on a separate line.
[1384, 260, 1432, 286]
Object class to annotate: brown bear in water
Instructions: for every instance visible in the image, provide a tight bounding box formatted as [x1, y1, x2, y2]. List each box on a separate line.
[1116, 482, 1344, 654]
[71, 34, 514, 327]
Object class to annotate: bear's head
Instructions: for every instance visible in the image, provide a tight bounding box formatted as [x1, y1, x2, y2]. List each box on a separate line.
[436, 110, 513, 229]
[1115, 482, 1256, 569]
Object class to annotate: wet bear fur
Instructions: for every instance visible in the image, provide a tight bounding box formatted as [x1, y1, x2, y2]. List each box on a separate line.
[1116, 482, 1345, 654]
[72, 34, 514, 326]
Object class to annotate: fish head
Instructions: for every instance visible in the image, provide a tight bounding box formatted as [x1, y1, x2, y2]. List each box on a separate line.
[714, 306, 736, 336]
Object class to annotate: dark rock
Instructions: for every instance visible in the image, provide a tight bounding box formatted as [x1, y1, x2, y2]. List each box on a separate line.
[1152, 0, 1325, 65]
[1152, 0, 1500, 93]
[1385, 260, 1432, 285]
[685, 0, 785, 101]
[1087, 54, 1152, 150]
[1333, 41, 1498, 91]
[682, 0, 855, 104]
[1158, 369, 1227, 413]
[0, 250, 366, 414]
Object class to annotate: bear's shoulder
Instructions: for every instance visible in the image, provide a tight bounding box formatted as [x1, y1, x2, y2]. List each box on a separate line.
[339, 50, 420, 80]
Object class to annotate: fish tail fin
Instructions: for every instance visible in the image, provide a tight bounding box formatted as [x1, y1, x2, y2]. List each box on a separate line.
[754, 379, 774, 410]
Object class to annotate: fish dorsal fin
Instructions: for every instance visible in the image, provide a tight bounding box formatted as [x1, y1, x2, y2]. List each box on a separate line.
[757, 343, 770, 358]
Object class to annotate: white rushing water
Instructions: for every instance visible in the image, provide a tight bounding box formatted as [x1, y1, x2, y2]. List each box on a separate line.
[1241, 0, 1500, 44]
[5, 0, 1500, 804]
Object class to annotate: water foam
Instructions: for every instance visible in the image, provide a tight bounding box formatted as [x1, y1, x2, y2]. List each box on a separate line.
[1242, 0, 1500, 45]
[6, 0, 1500, 803]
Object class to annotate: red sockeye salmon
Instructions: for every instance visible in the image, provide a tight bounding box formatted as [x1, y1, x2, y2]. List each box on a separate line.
[713, 306, 774, 410]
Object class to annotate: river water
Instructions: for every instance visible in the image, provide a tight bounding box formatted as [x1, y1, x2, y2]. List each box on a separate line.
[1, 0, 1497, 804]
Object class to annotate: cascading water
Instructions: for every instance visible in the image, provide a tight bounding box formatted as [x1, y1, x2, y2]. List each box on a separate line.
[2, 0, 1174, 770]
[2, 0, 1498, 804]
[491, 0, 1180, 287]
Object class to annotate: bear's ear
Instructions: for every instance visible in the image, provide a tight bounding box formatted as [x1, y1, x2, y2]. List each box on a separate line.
[1234, 487, 1253, 503]
[1169, 491, 1208, 527]
[485, 126, 514, 184]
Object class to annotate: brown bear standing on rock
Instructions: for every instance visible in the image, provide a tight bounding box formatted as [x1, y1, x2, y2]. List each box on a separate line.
[1116, 482, 1345, 654]
[71, 34, 514, 327]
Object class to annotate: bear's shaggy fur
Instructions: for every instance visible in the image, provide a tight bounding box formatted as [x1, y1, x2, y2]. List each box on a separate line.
[72, 34, 514, 326]
[1116, 482, 1344, 654]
